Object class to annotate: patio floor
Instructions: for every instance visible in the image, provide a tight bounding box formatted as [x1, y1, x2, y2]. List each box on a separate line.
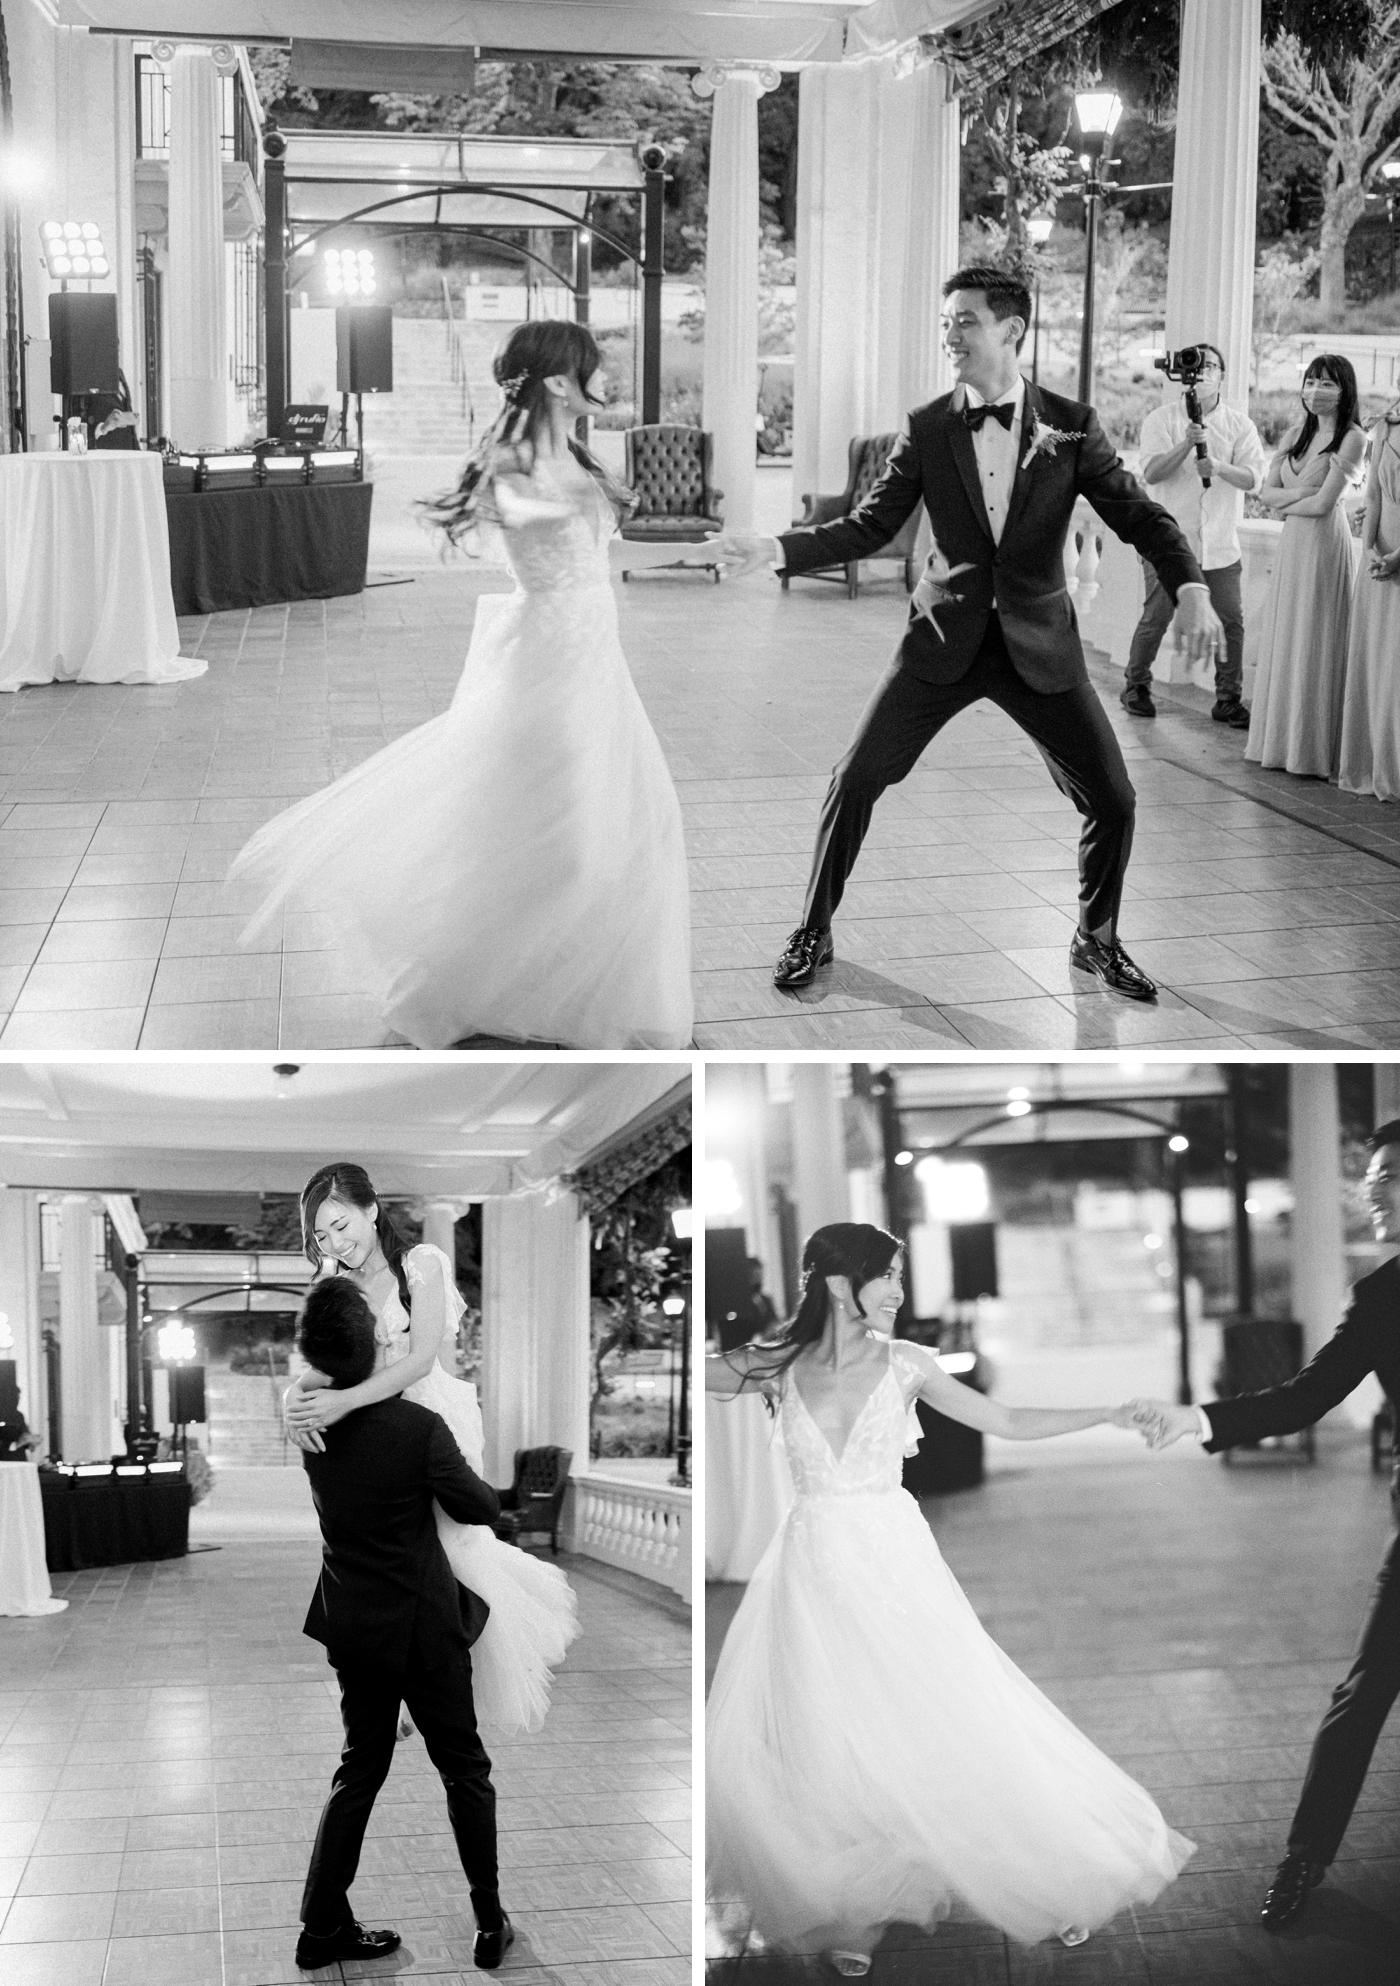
[704, 1430, 1400, 1986]
[0, 1467, 690, 1986]
[2, 550, 1400, 1047]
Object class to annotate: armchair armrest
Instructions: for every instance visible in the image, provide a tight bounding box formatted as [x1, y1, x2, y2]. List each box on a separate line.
[799, 492, 849, 527]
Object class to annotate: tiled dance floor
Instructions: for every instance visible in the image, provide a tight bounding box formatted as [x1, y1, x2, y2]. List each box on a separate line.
[0, 1468, 690, 1986]
[706, 1431, 1400, 1985]
[2, 554, 1399, 1046]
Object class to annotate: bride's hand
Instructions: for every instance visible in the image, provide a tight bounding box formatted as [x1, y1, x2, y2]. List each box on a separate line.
[285, 1382, 352, 1437]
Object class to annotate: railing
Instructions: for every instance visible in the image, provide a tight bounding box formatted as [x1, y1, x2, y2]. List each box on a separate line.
[134, 55, 258, 168]
[564, 1471, 691, 1604]
[440, 275, 475, 434]
[1065, 495, 1105, 618]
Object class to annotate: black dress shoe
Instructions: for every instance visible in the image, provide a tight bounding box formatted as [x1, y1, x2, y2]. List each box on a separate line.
[475, 1910, 515, 1970]
[1212, 697, 1250, 729]
[1120, 684, 1156, 717]
[295, 1919, 401, 1969]
[773, 925, 834, 989]
[1069, 932, 1158, 1002]
[1260, 1850, 1325, 1930]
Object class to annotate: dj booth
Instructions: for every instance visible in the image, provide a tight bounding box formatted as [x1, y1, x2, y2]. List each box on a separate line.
[165, 433, 372, 617]
[38, 1461, 191, 1572]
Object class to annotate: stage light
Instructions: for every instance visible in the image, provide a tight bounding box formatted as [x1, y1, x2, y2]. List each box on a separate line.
[1007, 1085, 1030, 1100]
[702, 1157, 742, 1220]
[1168, 1134, 1189, 1153]
[894, 1150, 914, 1165]
[1143, 1233, 1163, 1250]
[40, 219, 108, 283]
[915, 1157, 989, 1224]
[158, 1320, 196, 1363]
[1006, 1100, 1031, 1118]
[1244, 1197, 1260, 1214]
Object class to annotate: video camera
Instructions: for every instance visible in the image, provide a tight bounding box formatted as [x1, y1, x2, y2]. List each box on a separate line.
[1152, 346, 1216, 488]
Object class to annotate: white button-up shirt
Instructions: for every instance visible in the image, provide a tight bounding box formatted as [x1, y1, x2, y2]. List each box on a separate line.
[1137, 394, 1266, 571]
[961, 374, 1026, 546]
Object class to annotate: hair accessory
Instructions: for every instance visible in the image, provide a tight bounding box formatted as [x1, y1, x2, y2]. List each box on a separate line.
[499, 370, 529, 402]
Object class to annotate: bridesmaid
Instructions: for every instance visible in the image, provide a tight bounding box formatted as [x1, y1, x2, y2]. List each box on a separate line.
[1338, 398, 1400, 803]
[1246, 355, 1366, 779]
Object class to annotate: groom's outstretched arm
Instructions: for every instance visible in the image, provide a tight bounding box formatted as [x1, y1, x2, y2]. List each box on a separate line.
[425, 1414, 502, 1528]
[1075, 409, 1205, 602]
[775, 419, 925, 579]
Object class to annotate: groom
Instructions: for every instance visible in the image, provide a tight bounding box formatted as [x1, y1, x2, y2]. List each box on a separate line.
[294, 1278, 513, 1973]
[1135, 1119, 1400, 1930]
[707, 264, 1223, 1003]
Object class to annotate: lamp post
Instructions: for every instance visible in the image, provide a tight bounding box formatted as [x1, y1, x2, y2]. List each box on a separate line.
[1025, 213, 1054, 386]
[669, 1205, 693, 1487]
[1073, 90, 1122, 406]
[1384, 160, 1400, 294]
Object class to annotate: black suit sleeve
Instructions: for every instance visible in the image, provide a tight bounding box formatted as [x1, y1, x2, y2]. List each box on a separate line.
[1202, 1290, 1379, 1451]
[1075, 408, 1205, 603]
[425, 1414, 502, 1527]
[776, 420, 924, 578]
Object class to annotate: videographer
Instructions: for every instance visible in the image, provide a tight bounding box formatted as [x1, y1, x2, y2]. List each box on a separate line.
[1122, 344, 1265, 728]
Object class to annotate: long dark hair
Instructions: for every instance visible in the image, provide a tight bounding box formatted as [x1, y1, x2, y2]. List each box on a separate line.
[1288, 354, 1361, 466]
[743, 1222, 903, 1391]
[300, 1162, 412, 1312]
[420, 319, 635, 548]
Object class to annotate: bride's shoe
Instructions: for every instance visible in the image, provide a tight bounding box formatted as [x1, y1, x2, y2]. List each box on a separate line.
[827, 1953, 871, 1977]
[1058, 1926, 1090, 1947]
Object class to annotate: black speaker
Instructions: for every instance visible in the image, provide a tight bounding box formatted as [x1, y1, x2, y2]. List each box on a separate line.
[169, 1365, 206, 1425]
[706, 1227, 754, 1351]
[48, 291, 120, 397]
[949, 1222, 998, 1301]
[336, 306, 393, 393]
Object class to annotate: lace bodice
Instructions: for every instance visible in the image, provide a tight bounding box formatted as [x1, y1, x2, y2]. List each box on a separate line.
[373, 1243, 465, 1370]
[777, 1350, 923, 1498]
[493, 469, 615, 595]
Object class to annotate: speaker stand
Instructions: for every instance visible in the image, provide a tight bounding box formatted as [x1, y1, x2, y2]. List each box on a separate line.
[356, 391, 364, 457]
[339, 391, 350, 448]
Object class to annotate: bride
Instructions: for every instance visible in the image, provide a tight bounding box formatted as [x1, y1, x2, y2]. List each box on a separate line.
[228, 320, 693, 1050]
[285, 1162, 578, 1734]
[707, 1221, 1193, 1970]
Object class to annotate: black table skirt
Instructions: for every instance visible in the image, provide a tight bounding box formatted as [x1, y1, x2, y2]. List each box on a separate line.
[39, 1470, 191, 1571]
[165, 480, 373, 616]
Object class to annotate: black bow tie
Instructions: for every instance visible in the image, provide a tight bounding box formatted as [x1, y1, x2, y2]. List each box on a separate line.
[963, 400, 1015, 432]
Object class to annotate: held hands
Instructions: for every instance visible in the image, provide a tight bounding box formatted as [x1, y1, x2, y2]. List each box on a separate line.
[684, 529, 776, 579]
[1368, 548, 1400, 581]
[1123, 1399, 1200, 1451]
[1171, 587, 1226, 666]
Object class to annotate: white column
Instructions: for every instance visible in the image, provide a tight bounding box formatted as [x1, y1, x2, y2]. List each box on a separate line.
[791, 1065, 850, 1244]
[895, 59, 961, 416]
[59, 1195, 113, 1463]
[419, 1198, 469, 1263]
[0, 1190, 43, 1455]
[696, 63, 778, 532]
[1288, 1066, 1347, 1367]
[480, 1188, 589, 1485]
[1374, 1067, 1400, 1127]
[167, 43, 227, 449]
[1164, 0, 1261, 408]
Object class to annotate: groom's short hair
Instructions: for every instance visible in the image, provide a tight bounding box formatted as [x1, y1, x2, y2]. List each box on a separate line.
[1370, 1120, 1400, 1153]
[942, 265, 1032, 352]
[297, 1278, 377, 1389]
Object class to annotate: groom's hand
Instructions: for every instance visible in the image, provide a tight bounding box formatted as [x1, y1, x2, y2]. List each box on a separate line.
[1171, 585, 1225, 667]
[1128, 1398, 1199, 1450]
[687, 529, 779, 579]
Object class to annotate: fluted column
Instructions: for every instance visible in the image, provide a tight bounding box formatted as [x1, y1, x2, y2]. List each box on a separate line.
[695, 63, 778, 531]
[1374, 1067, 1400, 1127]
[791, 1065, 850, 1246]
[896, 59, 961, 415]
[1165, 0, 1261, 408]
[1288, 1066, 1347, 1371]
[418, 1197, 472, 1264]
[480, 1187, 589, 1483]
[60, 1195, 114, 1464]
[167, 43, 227, 448]
[0, 1190, 42, 1457]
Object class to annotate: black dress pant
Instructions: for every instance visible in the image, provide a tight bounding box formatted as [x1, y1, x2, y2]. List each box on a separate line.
[301, 1639, 498, 1935]
[802, 614, 1137, 937]
[1289, 1528, 1400, 1864]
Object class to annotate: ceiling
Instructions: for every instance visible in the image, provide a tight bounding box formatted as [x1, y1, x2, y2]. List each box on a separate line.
[892, 1061, 1227, 1148]
[0, 1060, 689, 1197]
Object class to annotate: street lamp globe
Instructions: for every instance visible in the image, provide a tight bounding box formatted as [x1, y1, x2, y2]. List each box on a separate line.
[1026, 214, 1054, 246]
[1075, 89, 1123, 138]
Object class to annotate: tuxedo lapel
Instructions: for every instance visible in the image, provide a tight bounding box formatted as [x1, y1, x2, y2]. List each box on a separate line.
[998, 376, 1042, 549]
[942, 384, 996, 545]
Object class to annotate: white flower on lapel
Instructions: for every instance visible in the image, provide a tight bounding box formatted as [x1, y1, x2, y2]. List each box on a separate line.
[911, 543, 976, 643]
[1020, 415, 1080, 472]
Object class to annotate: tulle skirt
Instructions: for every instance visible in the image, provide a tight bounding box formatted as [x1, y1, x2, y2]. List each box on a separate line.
[405, 1362, 579, 1735]
[707, 1488, 1193, 1954]
[228, 579, 693, 1049]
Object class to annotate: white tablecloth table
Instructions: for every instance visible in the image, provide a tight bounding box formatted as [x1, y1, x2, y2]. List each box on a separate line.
[0, 452, 206, 692]
[0, 1462, 67, 1616]
[706, 1388, 794, 1583]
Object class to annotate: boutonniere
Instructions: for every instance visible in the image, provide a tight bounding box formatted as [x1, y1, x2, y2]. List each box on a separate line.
[911, 545, 976, 643]
[1020, 416, 1080, 471]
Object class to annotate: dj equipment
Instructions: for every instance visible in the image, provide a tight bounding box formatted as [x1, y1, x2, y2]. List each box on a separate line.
[169, 1365, 206, 1425]
[173, 449, 363, 491]
[48, 292, 120, 399]
[335, 307, 393, 395]
[277, 403, 329, 446]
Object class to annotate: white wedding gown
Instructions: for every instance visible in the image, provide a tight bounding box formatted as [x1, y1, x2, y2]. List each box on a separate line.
[228, 470, 693, 1049]
[707, 1345, 1194, 1955]
[379, 1244, 579, 1734]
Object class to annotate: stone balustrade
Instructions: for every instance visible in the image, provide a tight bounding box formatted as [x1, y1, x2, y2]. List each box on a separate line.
[563, 1471, 692, 1604]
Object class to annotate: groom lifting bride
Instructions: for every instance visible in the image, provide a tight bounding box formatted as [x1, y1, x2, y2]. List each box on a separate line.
[705, 264, 1224, 1003]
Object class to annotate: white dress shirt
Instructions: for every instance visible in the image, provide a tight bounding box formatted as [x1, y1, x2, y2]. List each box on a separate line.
[1137, 394, 1266, 570]
[962, 374, 1026, 545]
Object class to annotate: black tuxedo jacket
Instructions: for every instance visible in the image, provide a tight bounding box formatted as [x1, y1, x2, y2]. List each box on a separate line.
[777, 379, 1205, 692]
[1204, 1257, 1400, 1481]
[302, 1397, 500, 1675]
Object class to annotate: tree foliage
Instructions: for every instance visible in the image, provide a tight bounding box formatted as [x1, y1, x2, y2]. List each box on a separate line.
[588, 1154, 690, 1417]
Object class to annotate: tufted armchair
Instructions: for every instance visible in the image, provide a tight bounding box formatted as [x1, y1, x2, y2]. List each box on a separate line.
[784, 431, 921, 601]
[619, 425, 725, 581]
[493, 1445, 573, 1554]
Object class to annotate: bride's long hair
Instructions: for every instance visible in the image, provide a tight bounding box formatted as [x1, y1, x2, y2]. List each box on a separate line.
[300, 1162, 412, 1311]
[743, 1223, 903, 1392]
[420, 319, 636, 549]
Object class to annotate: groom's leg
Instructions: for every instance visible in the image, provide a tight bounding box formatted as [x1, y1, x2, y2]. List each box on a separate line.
[802, 657, 982, 930]
[403, 1646, 500, 1913]
[301, 1662, 399, 1935]
[1286, 1531, 1400, 1864]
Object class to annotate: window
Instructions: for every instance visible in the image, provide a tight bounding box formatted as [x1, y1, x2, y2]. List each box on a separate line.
[134, 55, 258, 168]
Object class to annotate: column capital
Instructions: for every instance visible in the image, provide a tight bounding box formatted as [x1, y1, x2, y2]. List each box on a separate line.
[414, 1195, 478, 1220]
[692, 62, 781, 100]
